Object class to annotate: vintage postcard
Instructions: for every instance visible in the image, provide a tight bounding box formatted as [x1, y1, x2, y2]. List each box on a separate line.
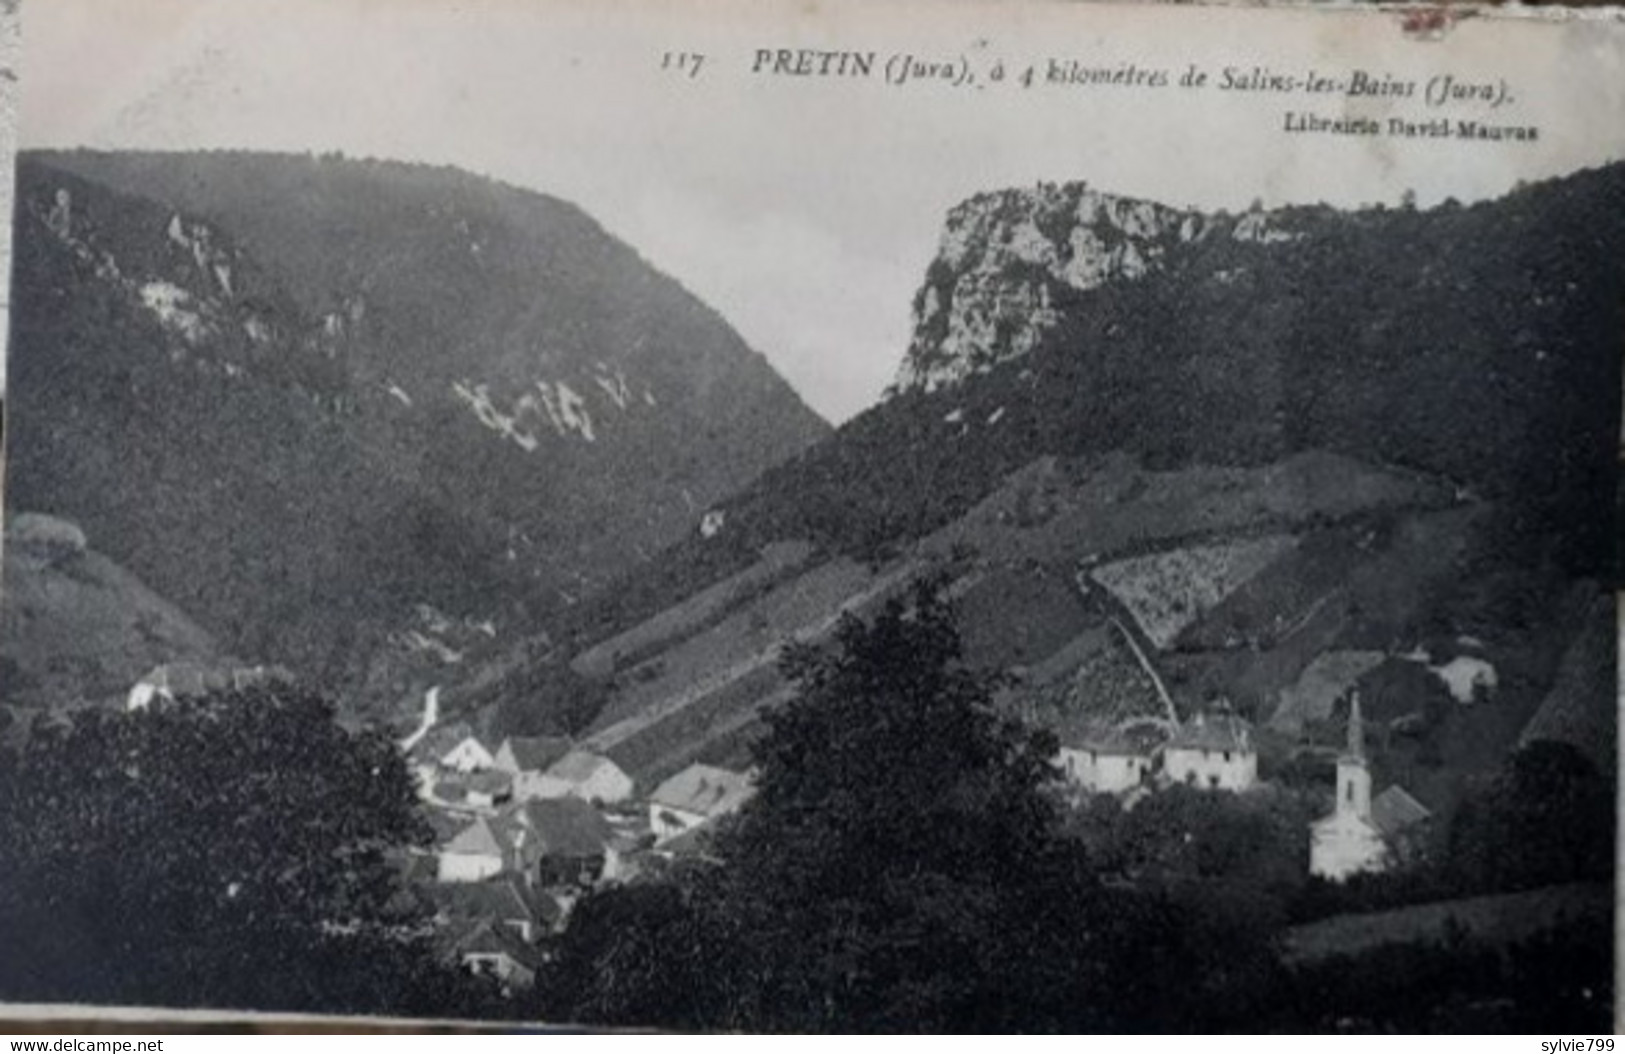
[0, 0, 1619, 1032]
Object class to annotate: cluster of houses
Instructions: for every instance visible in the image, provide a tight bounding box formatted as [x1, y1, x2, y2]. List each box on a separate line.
[1055, 703, 1260, 800]
[400, 725, 756, 990]
[1054, 697, 1430, 884]
[121, 621, 1455, 998]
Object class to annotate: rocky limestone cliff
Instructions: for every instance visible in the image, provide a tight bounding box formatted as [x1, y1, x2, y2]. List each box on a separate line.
[6, 153, 829, 719]
[895, 183, 1299, 393]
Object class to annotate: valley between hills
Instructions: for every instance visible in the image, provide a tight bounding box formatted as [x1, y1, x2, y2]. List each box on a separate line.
[0, 151, 1616, 1027]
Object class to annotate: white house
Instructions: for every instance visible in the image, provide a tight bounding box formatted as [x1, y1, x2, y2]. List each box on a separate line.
[648, 764, 755, 844]
[529, 750, 634, 804]
[1162, 706, 1257, 791]
[1309, 697, 1386, 881]
[436, 817, 506, 883]
[1401, 647, 1499, 705]
[1056, 722, 1157, 795]
[127, 680, 162, 713]
[1429, 655, 1498, 705]
[441, 734, 498, 774]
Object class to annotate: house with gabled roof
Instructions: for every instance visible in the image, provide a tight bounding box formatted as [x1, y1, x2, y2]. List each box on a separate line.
[1162, 703, 1257, 792]
[1021, 620, 1174, 797]
[1055, 719, 1162, 796]
[409, 723, 470, 766]
[529, 749, 634, 804]
[494, 735, 574, 799]
[426, 874, 563, 943]
[436, 816, 505, 883]
[441, 733, 499, 774]
[493, 797, 618, 889]
[648, 764, 755, 844]
[1370, 784, 1433, 867]
[425, 807, 471, 845]
[441, 918, 545, 991]
[495, 735, 572, 773]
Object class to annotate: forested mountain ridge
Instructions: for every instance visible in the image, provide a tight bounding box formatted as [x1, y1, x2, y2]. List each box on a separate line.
[3, 152, 827, 718]
[705, 164, 1625, 577]
[511, 163, 1622, 774]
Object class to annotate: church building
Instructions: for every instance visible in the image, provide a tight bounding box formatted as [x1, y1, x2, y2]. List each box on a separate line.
[1309, 696, 1387, 881]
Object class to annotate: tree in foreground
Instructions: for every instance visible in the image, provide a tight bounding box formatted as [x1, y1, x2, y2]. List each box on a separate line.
[704, 578, 1072, 1030]
[543, 578, 1241, 1031]
[0, 684, 493, 1017]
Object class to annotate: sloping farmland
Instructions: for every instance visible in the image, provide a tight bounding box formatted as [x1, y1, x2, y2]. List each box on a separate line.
[921, 449, 1454, 570]
[581, 557, 925, 787]
[569, 540, 817, 678]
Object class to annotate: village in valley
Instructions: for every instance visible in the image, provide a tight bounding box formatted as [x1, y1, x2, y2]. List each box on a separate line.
[0, 40, 1617, 1022]
[113, 559, 1518, 997]
[378, 643, 1490, 991]
[116, 656, 759, 993]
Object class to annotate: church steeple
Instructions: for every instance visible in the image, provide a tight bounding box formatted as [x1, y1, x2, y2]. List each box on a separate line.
[1337, 692, 1372, 820]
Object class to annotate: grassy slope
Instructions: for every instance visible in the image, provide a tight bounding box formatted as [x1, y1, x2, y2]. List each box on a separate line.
[0, 526, 221, 710]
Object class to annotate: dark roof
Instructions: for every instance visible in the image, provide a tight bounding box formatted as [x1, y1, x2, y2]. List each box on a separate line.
[466, 770, 514, 796]
[1372, 785, 1431, 837]
[429, 875, 558, 927]
[1051, 712, 1167, 755]
[426, 808, 472, 843]
[441, 919, 547, 970]
[495, 798, 614, 862]
[389, 849, 438, 886]
[544, 749, 623, 784]
[500, 735, 572, 773]
[1166, 708, 1253, 754]
[412, 721, 476, 764]
[658, 823, 722, 861]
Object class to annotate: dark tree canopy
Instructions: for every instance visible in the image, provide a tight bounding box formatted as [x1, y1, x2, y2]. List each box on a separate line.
[0, 685, 490, 1017]
[697, 579, 1070, 1031]
[1447, 739, 1615, 893]
[540, 580, 1252, 1032]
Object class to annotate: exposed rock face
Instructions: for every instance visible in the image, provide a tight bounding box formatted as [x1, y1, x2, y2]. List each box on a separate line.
[895, 183, 1299, 393]
[5, 152, 829, 715]
[701, 165, 1624, 600]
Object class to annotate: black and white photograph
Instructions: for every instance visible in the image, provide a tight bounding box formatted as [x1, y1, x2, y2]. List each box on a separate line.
[0, 0, 1620, 1033]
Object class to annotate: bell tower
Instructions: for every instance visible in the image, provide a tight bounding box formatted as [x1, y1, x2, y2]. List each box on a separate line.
[1336, 692, 1371, 820]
